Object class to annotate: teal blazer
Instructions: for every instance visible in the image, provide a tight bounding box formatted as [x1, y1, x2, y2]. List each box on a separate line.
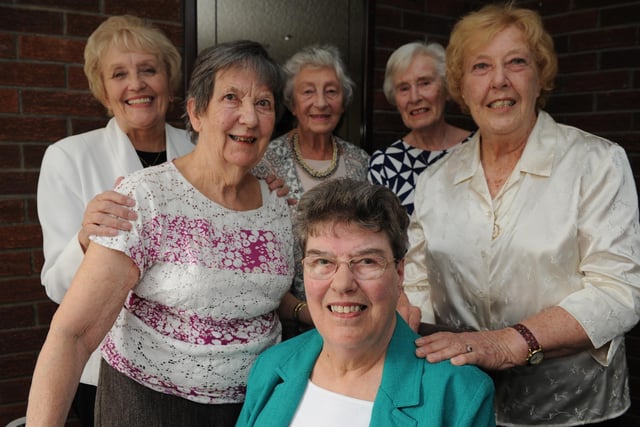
[236, 315, 496, 426]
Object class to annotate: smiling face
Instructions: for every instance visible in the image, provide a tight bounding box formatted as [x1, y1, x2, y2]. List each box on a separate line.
[461, 25, 541, 141]
[187, 67, 275, 170]
[303, 222, 404, 351]
[393, 54, 448, 131]
[101, 45, 170, 133]
[291, 65, 344, 136]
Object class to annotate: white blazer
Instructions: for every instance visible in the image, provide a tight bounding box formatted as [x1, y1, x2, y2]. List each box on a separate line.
[37, 118, 194, 385]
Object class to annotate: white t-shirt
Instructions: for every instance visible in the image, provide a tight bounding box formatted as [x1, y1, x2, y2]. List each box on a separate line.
[290, 380, 373, 427]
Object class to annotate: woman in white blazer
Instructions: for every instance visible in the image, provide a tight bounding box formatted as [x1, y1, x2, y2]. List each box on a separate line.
[36, 15, 193, 426]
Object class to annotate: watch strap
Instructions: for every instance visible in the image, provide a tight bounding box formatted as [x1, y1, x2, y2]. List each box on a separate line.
[511, 323, 542, 364]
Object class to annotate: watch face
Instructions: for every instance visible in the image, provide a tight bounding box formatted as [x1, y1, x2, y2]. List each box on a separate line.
[529, 350, 544, 365]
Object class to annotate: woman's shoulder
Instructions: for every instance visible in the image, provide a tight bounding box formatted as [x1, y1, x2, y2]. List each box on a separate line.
[258, 329, 319, 364]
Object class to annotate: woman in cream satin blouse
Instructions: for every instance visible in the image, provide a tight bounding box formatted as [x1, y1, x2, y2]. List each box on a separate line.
[402, 4, 640, 426]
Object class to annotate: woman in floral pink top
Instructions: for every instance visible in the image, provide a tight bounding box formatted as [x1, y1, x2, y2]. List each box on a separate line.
[27, 40, 295, 427]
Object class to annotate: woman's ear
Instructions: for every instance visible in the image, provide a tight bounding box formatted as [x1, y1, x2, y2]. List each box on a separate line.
[186, 98, 201, 132]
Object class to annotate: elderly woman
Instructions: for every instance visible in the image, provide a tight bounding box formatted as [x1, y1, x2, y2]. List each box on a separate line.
[254, 44, 370, 330]
[368, 41, 471, 215]
[36, 15, 194, 425]
[237, 178, 495, 427]
[403, 4, 640, 426]
[27, 40, 296, 427]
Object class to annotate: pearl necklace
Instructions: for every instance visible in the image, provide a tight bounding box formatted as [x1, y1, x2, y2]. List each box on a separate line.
[291, 133, 339, 179]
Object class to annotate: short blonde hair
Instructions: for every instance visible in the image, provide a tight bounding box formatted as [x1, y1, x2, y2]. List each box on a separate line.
[83, 15, 181, 108]
[446, 4, 557, 114]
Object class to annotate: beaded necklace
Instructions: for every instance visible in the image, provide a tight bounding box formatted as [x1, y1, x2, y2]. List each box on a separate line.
[291, 132, 339, 179]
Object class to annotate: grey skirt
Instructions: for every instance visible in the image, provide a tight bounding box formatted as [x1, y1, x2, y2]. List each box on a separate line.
[95, 359, 243, 427]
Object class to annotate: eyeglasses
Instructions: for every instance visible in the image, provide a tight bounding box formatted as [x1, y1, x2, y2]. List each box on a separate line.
[301, 255, 394, 281]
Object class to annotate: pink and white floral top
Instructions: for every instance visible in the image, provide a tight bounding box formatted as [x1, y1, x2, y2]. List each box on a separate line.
[93, 161, 294, 404]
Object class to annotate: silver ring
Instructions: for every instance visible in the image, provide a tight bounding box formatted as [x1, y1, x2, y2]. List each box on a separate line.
[466, 344, 473, 353]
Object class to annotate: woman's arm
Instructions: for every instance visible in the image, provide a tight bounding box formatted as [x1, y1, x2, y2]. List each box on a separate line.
[415, 306, 592, 370]
[26, 243, 139, 425]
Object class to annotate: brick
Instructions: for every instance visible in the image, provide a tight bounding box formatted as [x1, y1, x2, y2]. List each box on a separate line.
[602, 48, 640, 69]
[598, 90, 640, 111]
[0, 224, 42, 250]
[105, 0, 183, 22]
[404, 13, 453, 36]
[0, 89, 19, 113]
[375, 6, 402, 28]
[0, 62, 65, 88]
[71, 117, 110, 135]
[36, 300, 57, 326]
[155, 22, 184, 49]
[0, 253, 32, 277]
[556, 70, 631, 94]
[66, 13, 108, 37]
[69, 65, 89, 90]
[0, 117, 66, 143]
[555, 112, 633, 133]
[23, 91, 104, 117]
[557, 53, 598, 73]
[0, 33, 16, 59]
[374, 0, 424, 13]
[601, 4, 640, 26]
[0, 328, 48, 354]
[0, 353, 37, 380]
[544, 10, 598, 35]
[0, 145, 20, 168]
[0, 377, 31, 406]
[569, 28, 637, 52]
[0, 200, 24, 224]
[23, 144, 49, 170]
[537, 0, 572, 15]
[0, 305, 35, 328]
[0, 6, 63, 34]
[0, 172, 38, 196]
[546, 93, 594, 114]
[574, 0, 630, 8]
[425, 0, 469, 16]
[20, 35, 85, 63]
[376, 28, 424, 50]
[19, 0, 99, 12]
[0, 277, 47, 304]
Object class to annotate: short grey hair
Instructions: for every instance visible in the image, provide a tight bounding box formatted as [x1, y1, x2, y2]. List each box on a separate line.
[295, 178, 409, 262]
[185, 40, 284, 142]
[282, 44, 354, 111]
[383, 41, 446, 106]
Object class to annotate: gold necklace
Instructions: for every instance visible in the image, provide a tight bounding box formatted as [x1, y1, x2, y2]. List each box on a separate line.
[291, 133, 339, 179]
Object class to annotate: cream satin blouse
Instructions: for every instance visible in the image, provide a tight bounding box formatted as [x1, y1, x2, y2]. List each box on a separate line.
[404, 111, 640, 426]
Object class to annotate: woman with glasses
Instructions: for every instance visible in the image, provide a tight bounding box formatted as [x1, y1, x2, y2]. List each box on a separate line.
[236, 179, 495, 427]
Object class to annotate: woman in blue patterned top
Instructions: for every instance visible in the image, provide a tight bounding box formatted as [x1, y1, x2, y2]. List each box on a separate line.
[368, 41, 471, 215]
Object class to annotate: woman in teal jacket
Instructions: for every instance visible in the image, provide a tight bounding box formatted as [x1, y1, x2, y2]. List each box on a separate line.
[236, 179, 495, 427]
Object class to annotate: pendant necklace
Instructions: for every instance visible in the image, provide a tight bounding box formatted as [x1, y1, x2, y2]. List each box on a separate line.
[136, 150, 167, 168]
[291, 132, 339, 179]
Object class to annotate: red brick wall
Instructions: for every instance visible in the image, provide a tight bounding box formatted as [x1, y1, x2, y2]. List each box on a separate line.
[0, 0, 639, 425]
[0, 1, 183, 425]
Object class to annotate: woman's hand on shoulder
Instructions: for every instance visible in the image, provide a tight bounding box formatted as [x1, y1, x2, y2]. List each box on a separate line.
[415, 328, 525, 370]
[265, 174, 297, 206]
[78, 177, 137, 251]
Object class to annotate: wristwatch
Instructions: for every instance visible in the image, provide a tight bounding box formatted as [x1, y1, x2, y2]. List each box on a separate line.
[511, 323, 544, 365]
